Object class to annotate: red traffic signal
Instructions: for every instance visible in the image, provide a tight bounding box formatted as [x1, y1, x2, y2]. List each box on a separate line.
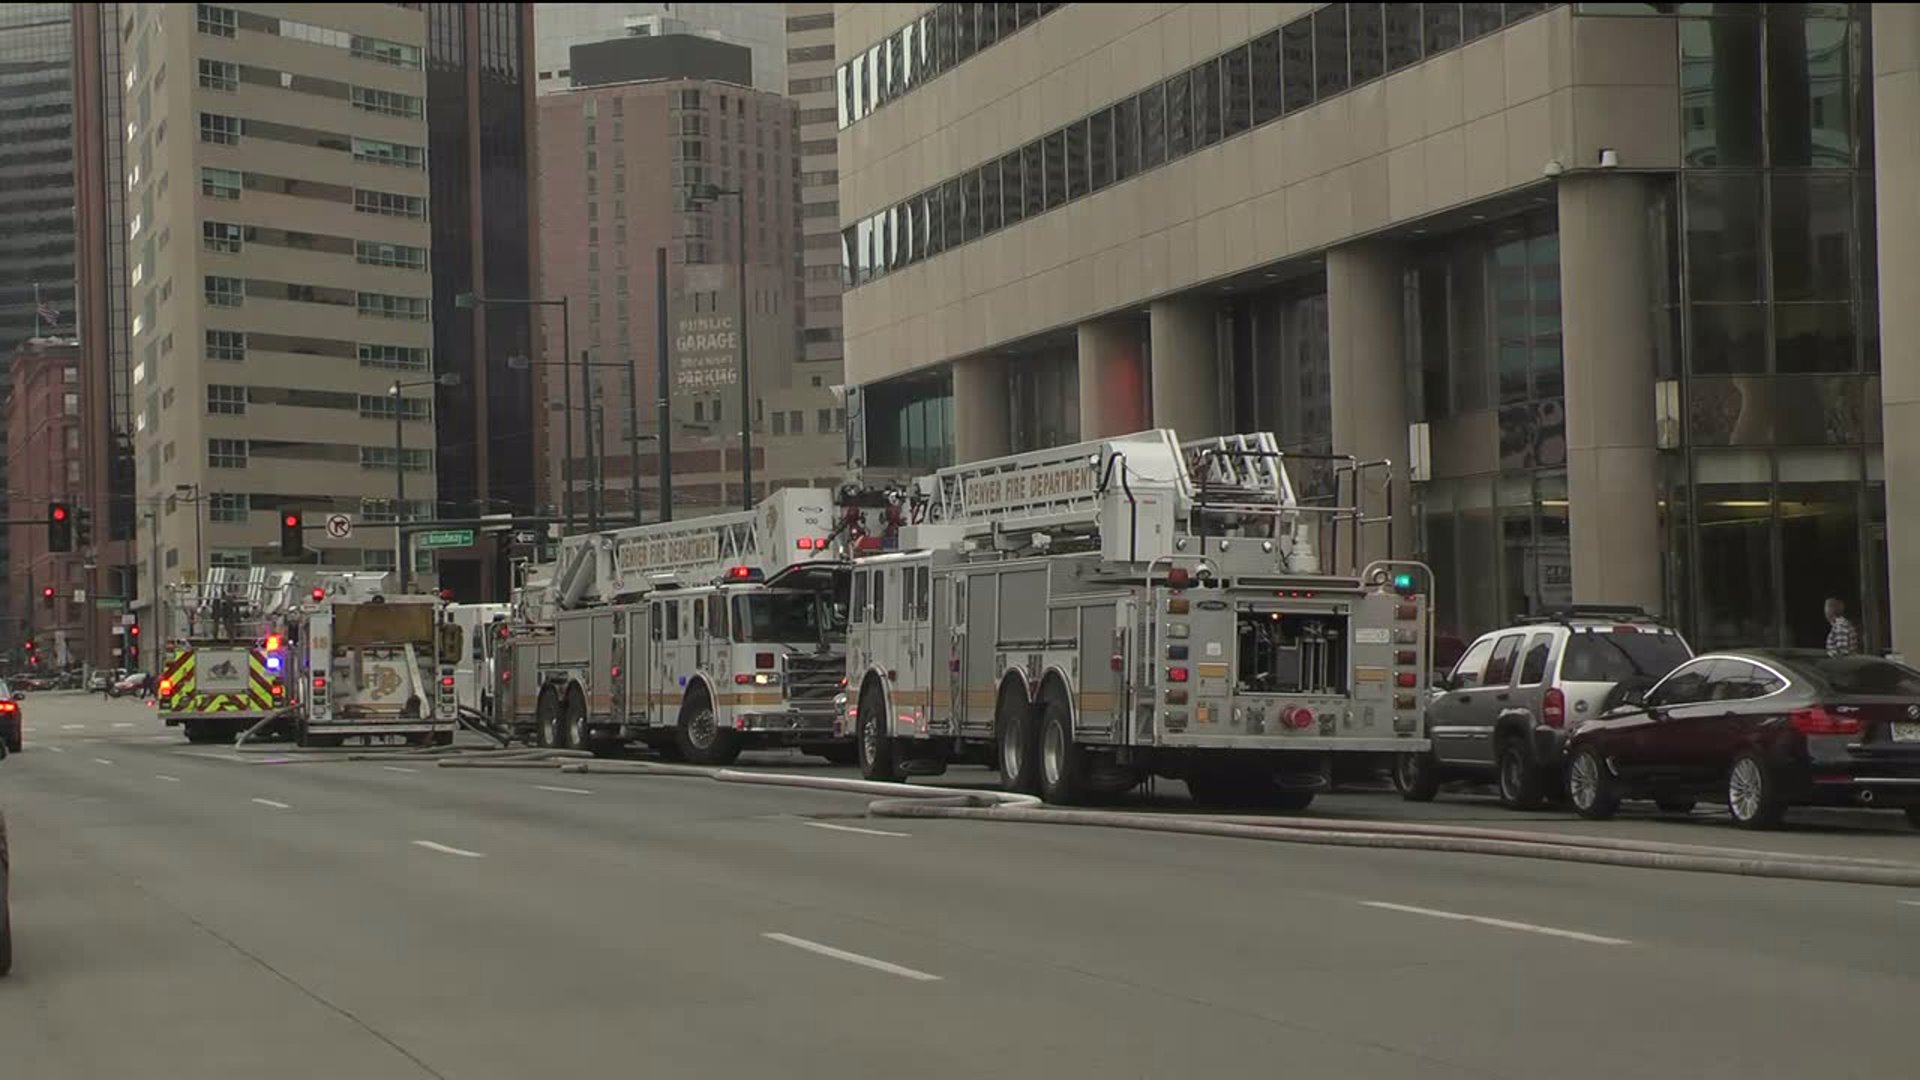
[280, 510, 306, 557]
[22, 640, 33, 651]
[51, 505, 68, 522]
[41, 586, 54, 598]
[128, 624, 140, 637]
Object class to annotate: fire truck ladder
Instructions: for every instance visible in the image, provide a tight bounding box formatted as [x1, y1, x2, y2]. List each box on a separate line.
[550, 509, 761, 609]
[1181, 432, 1322, 573]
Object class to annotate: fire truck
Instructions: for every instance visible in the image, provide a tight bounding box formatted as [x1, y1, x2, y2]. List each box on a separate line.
[441, 602, 509, 716]
[159, 567, 305, 743]
[840, 428, 1433, 808]
[281, 572, 458, 748]
[490, 489, 850, 763]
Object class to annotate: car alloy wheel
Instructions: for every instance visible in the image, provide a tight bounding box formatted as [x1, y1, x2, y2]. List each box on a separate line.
[1568, 751, 1600, 811]
[1728, 757, 1765, 822]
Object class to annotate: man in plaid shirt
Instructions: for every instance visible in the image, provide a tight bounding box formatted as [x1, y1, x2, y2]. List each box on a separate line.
[1824, 597, 1859, 656]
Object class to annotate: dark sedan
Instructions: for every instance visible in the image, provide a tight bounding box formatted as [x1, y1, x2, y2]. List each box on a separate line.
[1564, 650, 1920, 830]
[0, 679, 19, 753]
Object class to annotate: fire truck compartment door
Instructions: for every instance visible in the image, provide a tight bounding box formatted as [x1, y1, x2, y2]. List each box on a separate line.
[197, 649, 252, 693]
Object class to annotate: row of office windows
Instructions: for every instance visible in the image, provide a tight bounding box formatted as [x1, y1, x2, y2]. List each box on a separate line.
[203, 330, 430, 372]
[198, 166, 429, 221]
[842, 2, 1562, 288]
[195, 4, 422, 69]
[201, 276, 429, 320]
[837, 2, 1065, 130]
[205, 383, 431, 420]
[196, 57, 424, 119]
[207, 439, 433, 471]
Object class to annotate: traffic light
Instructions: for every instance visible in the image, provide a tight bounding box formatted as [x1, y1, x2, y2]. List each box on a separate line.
[22, 640, 34, 653]
[75, 506, 94, 547]
[48, 501, 72, 552]
[128, 623, 140, 638]
[41, 586, 55, 608]
[280, 510, 306, 557]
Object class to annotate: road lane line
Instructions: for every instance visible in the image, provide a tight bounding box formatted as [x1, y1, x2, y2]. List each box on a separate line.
[156, 774, 181, 782]
[112, 722, 135, 729]
[533, 784, 594, 796]
[62, 723, 86, 730]
[382, 766, 420, 774]
[251, 798, 292, 810]
[413, 840, 485, 859]
[92, 758, 115, 766]
[45, 745, 66, 754]
[1901, 900, 1920, 908]
[762, 933, 942, 982]
[1361, 901, 1631, 946]
[803, 820, 911, 838]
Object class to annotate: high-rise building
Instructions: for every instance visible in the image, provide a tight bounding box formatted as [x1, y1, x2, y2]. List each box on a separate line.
[123, 3, 438, 600]
[786, 4, 844, 415]
[423, 2, 538, 601]
[0, 3, 78, 655]
[5, 337, 92, 668]
[533, 4, 787, 96]
[534, 53, 841, 519]
[835, 4, 1911, 654]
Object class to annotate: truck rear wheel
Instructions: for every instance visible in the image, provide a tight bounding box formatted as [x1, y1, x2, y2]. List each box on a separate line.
[857, 684, 896, 782]
[1037, 693, 1090, 806]
[676, 691, 740, 766]
[535, 687, 564, 749]
[566, 687, 596, 756]
[996, 685, 1041, 795]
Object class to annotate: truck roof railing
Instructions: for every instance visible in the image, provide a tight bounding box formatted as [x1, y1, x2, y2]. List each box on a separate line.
[1515, 605, 1667, 628]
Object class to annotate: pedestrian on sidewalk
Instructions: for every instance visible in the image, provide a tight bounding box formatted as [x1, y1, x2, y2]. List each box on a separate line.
[1824, 597, 1859, 657]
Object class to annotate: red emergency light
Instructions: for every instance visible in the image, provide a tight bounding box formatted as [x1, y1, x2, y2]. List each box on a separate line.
[312, 587, 325, 601]
[271, 683, 285, 697]
[724, 566, 762, 582]
[313, 676, 327, 690]
[440, 675, 455, 688]
[265, 634, 282, 652]
[159, 678, 173, 697]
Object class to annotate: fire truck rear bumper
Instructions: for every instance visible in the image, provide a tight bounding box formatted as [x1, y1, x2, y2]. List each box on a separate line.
[734, 709, 839, 738]
[162, 709, 294, 726]
[1155, 734, 1431, 753]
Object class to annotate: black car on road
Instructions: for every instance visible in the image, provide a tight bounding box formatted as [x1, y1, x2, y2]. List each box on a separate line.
[0, 679, 20, 754]
[1565, 650, 1920, 830]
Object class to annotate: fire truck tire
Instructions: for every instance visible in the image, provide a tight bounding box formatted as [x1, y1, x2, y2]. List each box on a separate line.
[1393, 751, 1441, 802]
[857, 684, 896, 781]
[1037, 693, 1091, 806]
[676, 692, 741, 766]
[566, 687, 596, 755]
[535, 688, 565, 749]
[1269, 788, 1316, 812]
[433, 731, 455, 748]
[995, 687, 1042, 795]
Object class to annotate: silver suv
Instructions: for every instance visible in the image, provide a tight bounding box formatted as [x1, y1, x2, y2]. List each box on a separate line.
[1394, 606, 1693, 809]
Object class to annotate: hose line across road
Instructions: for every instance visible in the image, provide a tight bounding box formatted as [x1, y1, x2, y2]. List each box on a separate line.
[420, 751, 1920, 890]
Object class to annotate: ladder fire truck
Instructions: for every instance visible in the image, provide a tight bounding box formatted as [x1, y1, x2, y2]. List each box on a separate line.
[280, 572, 458, 748]
[840, 428, 1434, 808]
[489, 489, 850, 763]
[159, 567, 306, 743]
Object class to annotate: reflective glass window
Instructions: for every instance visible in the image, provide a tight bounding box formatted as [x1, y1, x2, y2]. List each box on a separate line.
[1166, 73, 1191, 158]
[1314, 6, 1349, 98]
[1252, 31, 1284, 125]
[1680, 18, 1763, 167]
[1282, 19, 1315, 113]
[1349, 3, 1385, 84]
[1192, 60, 1222, 150]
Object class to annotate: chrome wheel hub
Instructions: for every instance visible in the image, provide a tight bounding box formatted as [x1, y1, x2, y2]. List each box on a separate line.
[1001, 724, 1022, 781]
[1569, 754, 1598, 809]
[1042, 723, 1063, 787]
[688, 708, 716, 749]
[1729, 759, 1763, 820]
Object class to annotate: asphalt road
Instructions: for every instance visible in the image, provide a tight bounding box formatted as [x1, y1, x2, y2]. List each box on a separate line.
[4, 691, 1918, 1080]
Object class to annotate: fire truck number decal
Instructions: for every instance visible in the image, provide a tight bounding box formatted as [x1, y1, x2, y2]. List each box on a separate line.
[615, 533, 721, 574]
[963, 462, 1093, 512]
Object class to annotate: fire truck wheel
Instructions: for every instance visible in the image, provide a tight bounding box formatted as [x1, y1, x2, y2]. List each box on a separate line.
[857, 684, 896, 781]
[676, 692, 741, 766]
[1393, 751, 1441, 802]
[566, 688, 595, 755]
[995, 687, 1041, 795]
[535, 688, 565, 749]
[1037, 693, 1090, 806]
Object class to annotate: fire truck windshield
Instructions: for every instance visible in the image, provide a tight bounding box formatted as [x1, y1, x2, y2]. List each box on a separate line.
[732, 591, 843, 645]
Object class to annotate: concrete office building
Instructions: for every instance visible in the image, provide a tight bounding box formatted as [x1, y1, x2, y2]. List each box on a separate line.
[535, 52, 841, 518]
[788, 4, 849, 405]
[534, 3, 788, 95]
[836, 3, 1909, 655]
[123, 3, 438, 598]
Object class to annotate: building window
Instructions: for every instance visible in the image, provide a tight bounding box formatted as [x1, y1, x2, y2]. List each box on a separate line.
[204, 275, 244, 307]
[207, 383, 247, 415]
[63, 392, 80, 417]
[198, 58, 238, 91]
[351, 138, 425, 168]
[203, 221, 242, 253]
[358, 394, 429, 420]
[200, 166, 241, 199]
[206, 330, 246, 361]
[210, 548, 252, 569]
[355, 241, 428, 270]
[200, 112, 240, 145]
[356, 292, 429, 320]
[350, 35, 421, 69]
[208, 438, 248, 468]
[350, 86, 422, 119]
[359, 446, 432, 471]
[357, 343, 431, 370]
[354, 188, 427, 219]
[196, 4, 236, 37]
[208, 493, 248, 523]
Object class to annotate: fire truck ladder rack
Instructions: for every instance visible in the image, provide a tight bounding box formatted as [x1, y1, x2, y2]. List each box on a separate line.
[547, 507, 768, 610]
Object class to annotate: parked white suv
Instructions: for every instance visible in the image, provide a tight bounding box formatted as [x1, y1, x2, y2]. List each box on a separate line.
[1394, 606, 1693, 809]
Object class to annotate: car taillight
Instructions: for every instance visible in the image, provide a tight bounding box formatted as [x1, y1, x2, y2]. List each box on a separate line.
[1542, 687, 1566, 729]
[1790, 707, 1861, 736]
[0, 701, 15, 713]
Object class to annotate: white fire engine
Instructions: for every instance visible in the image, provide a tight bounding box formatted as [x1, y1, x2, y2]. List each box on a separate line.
[841, 428, 1433, 808]
[280, 572, 458, 747]
[490, 489, 850, 763]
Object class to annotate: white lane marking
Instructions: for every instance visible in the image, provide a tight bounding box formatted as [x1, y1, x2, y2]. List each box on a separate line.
[251, 798, 292, 810]
[112, 722, 135, 729]
[1361, 901, 1631, 946]
[22, 725, 35, 733]
[413, 840, 485, 859]
[156, 774, 181, 782]
[92, 758, 115, 766]
[533, 784, 594, 796]
[382, 766, 420, 774]
[1901, 900, 1920, 908]
[62, 723, 86, 730]
[762, 933, 941, 982]
[803, 820, 911, 838]
[45, 745, 66, 754]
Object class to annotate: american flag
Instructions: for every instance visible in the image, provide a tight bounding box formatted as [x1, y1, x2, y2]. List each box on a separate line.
[37, 299, 60, 325]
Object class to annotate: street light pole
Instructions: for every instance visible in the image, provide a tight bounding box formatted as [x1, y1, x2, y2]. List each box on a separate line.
[655, 245, 673, 523]
[454, 292, 574, 531]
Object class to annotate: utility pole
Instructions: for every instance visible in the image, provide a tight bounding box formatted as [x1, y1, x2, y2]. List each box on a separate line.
[655, 246, 674, 522]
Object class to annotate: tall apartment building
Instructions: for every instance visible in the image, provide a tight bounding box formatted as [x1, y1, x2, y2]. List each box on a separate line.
[124, 3, 437, 602]
[836, 4, 1912, 655]
[5, 338, 97, 669]
[0, 3, 79, 655]
[533, 4, 787, 95]
[535, 47, 842, 519]
[786, 4, 845, 413]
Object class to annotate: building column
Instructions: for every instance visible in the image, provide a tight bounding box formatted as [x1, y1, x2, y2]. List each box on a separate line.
[1077, 317, 1149, 438]
[951, 353, 1010, 463]
[1326, 242, 1412, 562]
[1557, 173, 1662, 614]
[1874, 5, 1920, 656]
[1148, 298, 1221, 437]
